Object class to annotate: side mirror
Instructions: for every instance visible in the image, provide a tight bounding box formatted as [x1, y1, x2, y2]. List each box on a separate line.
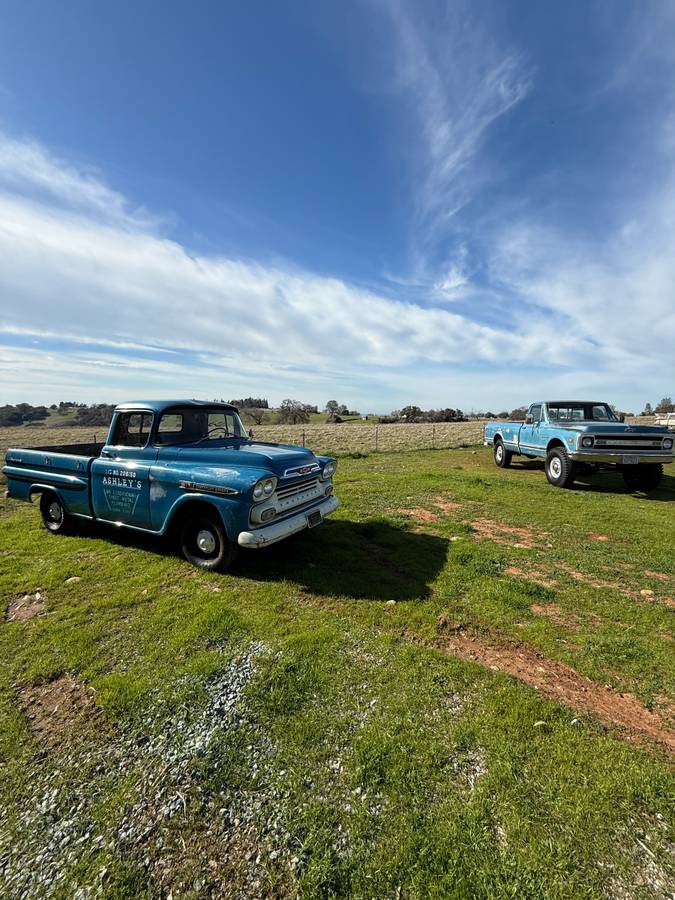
[619, 414, 625, 423]
[248, 429, 254, 439]
[525, 415, 534, 424]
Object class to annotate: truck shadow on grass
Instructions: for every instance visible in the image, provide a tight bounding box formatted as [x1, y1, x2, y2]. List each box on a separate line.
[88, 518, 449, 602]
[508, 461, 675, 500]
[235, 519, 450, 602]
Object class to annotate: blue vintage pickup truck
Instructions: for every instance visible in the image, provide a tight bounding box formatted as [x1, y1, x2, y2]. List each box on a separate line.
[2, 400, 339, 570]
[484, 400, 674, 490]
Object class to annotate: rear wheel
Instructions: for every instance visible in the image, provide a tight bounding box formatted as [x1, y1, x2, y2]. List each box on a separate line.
[493, 440, 513, 468]
[621, 463, 663, 493]
[39, 492, 73, 533]
[545, 447, 576, 488]
[180, 514, 238, 571]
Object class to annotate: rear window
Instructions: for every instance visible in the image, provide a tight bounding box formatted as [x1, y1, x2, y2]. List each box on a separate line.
[112, 412, 153, 447]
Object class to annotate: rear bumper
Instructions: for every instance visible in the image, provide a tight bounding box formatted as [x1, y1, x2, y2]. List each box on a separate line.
[237, 495, 340, 548]
[571, 452, 673, 465]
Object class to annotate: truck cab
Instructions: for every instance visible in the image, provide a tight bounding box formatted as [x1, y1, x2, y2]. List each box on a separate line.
[3, 400, 339, 570]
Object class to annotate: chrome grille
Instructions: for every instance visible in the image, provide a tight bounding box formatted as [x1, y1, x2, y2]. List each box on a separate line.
[592, 434, 666, 452]
[276, 476, 320, 500]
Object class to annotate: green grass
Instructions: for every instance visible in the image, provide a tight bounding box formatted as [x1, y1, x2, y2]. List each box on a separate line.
[1, 448, 673, 897]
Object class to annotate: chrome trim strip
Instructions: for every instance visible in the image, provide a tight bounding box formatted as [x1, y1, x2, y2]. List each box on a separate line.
[179, 480, 239, 496]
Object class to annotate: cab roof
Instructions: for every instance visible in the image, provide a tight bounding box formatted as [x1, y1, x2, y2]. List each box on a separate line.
[114, 399, 239, 414]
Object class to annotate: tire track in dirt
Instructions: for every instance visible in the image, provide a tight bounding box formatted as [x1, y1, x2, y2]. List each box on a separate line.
[406, 632, 675, 755]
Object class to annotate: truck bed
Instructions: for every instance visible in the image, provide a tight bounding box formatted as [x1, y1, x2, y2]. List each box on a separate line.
[3, 443, 105, 517]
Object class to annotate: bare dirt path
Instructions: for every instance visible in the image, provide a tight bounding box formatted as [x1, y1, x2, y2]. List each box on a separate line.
[408, 631, 675, 755]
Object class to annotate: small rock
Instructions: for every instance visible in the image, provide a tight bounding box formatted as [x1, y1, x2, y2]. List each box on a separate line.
[385, 599, 396, 607]
[571, 718, 582, 727]
[65, 576, 81, 584]
[533, 720, 547, 729]
[640, 589, 655, 598]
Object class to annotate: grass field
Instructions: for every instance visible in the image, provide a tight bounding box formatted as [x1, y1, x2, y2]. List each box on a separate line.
[1, 420, 483, 462]
[1, 447, 674, 897]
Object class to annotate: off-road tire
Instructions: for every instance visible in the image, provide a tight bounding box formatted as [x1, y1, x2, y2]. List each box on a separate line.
[545, 447, 576, 488]
[621, 463, 663, 493]
[180, 514, 238, 572]
[40, 492, 74, 533]
[494, 440, 513, 468]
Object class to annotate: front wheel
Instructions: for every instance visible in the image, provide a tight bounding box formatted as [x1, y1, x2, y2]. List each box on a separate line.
[621, 463, 663, 493]
[180, 514, 238, 572]
[40, 492, 73, 533]
[494, 440, 513, 468]
[545, 447, 576, 488]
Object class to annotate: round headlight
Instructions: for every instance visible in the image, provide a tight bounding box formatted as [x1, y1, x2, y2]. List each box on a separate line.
[663, 438, 674, 450]
[581, 436, 594, 448]
[253, 482, 264, 500]
[321, 460, 337, 480]
[263, 477, 275, 495]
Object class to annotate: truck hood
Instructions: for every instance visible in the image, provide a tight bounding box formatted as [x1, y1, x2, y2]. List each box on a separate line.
[550, 422, 670, 435]
[170, 440, 319, 477]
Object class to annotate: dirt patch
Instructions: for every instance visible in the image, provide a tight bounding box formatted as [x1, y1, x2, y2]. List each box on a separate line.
[530, 603, 579, 630]
[5, 591, 45, 622]
[645, 571, 671, 582]
[588, 532, 610, 542]
[398, 507, 440, 523]
[433, 496, 464, 514]
[17, 674, 99, 750]
[505, 566, 557, 589]
[410, 632, 675, 754]
[471, 518, 550, 549]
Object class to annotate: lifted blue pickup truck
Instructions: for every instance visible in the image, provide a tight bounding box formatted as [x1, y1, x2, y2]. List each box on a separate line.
[484, 400, 674, 490]
[3, 400, 339, 570]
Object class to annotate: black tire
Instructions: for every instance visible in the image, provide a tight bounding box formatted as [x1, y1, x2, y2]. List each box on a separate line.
[493, 440, 513, 468]
[179, 514, 238, 572]
[621, 463, 663, 493]
[545, 447, 576, 488]
[39, 492, 73, 533]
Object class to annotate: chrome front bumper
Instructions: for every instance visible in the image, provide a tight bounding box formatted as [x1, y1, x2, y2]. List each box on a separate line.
[571, 452, 674, 465]
[238, 495, 340, 548]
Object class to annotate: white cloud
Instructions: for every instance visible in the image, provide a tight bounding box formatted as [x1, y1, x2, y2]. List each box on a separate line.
[0, 130, 601, 399]
[0, 133, 154, 229]
[380, 0, 531, 268]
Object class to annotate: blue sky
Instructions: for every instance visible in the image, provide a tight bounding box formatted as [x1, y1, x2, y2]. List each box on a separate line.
[0, 0, 673, 413]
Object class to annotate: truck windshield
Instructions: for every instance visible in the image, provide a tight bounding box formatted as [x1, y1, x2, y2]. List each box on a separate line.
[156, 408, 247, 444]
[547, 403, 618, 422]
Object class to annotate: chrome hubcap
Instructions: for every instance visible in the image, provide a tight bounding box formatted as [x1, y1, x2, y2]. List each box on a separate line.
[496, 446, 503, 462]
[49, 502, 62, 521]
[549, 457, 562, 478]
[196, 529, 217, 554]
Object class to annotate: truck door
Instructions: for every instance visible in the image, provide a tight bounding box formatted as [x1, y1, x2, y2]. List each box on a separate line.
[90, 411, 156, 528]
[519, 403, 543, 456]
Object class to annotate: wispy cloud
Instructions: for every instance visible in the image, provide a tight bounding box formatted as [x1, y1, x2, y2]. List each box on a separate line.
[0, 127, 603, 408]
[380, 0, 531, 277]
[0, 133, 155, 229]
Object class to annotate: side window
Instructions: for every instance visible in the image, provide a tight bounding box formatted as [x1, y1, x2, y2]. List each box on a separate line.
[529, 404, 542, 422]
[112, 412, 152, 448]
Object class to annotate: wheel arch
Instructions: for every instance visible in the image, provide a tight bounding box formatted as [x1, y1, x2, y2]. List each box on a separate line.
[546, 438, 566, 452]
[492, 432, 504, 446]
[163, 496, 237, 541]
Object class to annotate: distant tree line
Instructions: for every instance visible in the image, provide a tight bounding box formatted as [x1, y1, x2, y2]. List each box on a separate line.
[380, 405, 467, 424]
[641, 398, 674, 416]
[227, 397, 269, 409]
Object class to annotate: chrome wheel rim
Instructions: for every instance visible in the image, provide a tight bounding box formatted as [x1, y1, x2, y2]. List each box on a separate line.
[549, 457, 562, 479]
[496, 445, 503, 462]
[48, 501, 62, 522]
[196, 529, 217, 554]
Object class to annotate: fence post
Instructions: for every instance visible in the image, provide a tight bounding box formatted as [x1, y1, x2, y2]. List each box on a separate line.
[302, 429, 305, 448]
[432, 423, 435, 449]
[375, 426, 378, 452]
